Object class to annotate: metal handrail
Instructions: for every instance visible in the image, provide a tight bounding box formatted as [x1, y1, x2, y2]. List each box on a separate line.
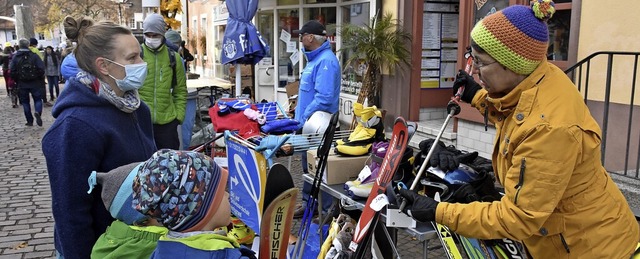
[564, 51, 640, 178]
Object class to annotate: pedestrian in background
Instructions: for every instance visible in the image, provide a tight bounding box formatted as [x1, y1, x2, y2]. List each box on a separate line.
[44, 46, 60, 102]
[42, 16, 156, 259]
[28, 38, 52, 107]
[10, 39, 45, 126]
[165, 30, 197, 150]
[1, 42, 17, 108]
[179, 40, 194, 72]
[140, 14, 187, 150]
[398, 2, 640, 258]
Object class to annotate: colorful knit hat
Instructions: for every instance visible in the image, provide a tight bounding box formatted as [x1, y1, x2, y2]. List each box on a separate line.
[132, 149, 228, 232]
[470, 0, 556, 75]
[87, 162, 147, 225]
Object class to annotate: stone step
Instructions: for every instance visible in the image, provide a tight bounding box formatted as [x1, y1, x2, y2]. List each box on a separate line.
[410, 119, 457, 149]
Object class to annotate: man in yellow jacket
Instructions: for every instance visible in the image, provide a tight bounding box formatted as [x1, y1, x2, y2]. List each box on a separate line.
[140, 14, 187, 149]
[399, 1, 640, 258]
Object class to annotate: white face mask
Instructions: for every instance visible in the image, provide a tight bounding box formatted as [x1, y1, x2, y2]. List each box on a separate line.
[145, 37, 163, 49]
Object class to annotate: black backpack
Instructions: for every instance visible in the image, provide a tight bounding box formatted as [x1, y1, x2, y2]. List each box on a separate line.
[15, 53, 42, 82]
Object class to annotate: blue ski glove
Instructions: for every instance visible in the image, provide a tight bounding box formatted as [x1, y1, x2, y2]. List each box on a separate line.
[398, 188, 438, 222]
[255, 135, 282, 152]
[452, 70, 482, 103]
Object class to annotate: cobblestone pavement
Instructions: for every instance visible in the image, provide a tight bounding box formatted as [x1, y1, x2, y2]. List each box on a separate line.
[0, 85, 57, 259]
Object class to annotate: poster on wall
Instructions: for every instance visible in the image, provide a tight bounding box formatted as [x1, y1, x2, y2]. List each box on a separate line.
[422, 13, 441, 49]
[421, 0, 459, 89]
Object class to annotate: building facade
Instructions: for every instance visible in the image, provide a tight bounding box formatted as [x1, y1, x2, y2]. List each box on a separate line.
[182, 0, 639, 163]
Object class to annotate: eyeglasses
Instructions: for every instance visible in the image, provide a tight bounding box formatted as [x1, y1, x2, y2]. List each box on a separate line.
[299, 33, 310, 41]
[471, 55, 499, 69]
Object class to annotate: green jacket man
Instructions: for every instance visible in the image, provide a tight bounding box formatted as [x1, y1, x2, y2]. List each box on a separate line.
[140, 14, 187, 149]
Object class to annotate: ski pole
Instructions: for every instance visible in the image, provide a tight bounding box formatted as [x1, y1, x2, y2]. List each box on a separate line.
[399, 47, 473, 211]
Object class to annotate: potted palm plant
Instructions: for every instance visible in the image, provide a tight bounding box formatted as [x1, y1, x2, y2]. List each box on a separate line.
[339, 13, 411, 107]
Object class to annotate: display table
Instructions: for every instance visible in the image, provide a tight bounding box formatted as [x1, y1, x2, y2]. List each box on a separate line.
[302, 174, 437, 258]
[187, 78, 233, 101]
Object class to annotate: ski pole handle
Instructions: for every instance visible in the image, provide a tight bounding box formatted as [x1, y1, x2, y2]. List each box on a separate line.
[399, 108, 456, 211]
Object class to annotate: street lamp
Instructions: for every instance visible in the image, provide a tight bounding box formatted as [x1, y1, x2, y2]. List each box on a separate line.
[116, 0, 133, 25]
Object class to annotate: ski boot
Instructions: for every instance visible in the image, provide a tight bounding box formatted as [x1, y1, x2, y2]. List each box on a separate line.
[345, 141, 388, 198]
[227, 216, 256, 245]
[335, 103, 384, 156]
[344, 141, 388, 191]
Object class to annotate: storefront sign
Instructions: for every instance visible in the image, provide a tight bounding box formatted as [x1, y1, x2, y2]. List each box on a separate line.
[213, 3, 229, 22]
[226, 139, 268, 233]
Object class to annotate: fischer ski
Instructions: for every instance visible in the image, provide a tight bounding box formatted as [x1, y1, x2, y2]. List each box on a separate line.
[349, 117, 409, 258]
[259, 188, 298, 259]
[263, 163, 295, 213]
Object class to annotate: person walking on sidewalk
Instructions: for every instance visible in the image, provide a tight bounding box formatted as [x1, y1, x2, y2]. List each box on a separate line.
[28, 38, 53, 107]
[44, 46, 60, 102]
[10, 38, 45, 126]
[398, 2, 640, 258]
[1, 42, 18, 108]
[42, 16, 157, 259]
[140, 14, 187, 150]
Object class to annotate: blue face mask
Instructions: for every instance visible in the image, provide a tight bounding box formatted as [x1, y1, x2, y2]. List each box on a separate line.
[105, 58, 148, 91]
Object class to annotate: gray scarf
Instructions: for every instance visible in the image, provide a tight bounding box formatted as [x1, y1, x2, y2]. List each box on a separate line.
[76, 70, 141, 113]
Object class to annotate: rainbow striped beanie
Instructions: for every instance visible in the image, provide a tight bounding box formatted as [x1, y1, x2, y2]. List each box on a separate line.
[471, 0, 556, 75]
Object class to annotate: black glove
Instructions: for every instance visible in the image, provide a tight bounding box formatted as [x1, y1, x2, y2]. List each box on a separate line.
[452, 70, 482, 103]
[398, 188, 438, 222]
[471, 173, 502, 202]
[448, 183, 481, 203]
[419, 139, 459, 172]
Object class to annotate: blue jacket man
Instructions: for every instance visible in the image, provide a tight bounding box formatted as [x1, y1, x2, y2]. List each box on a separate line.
[293, 22, 340, 125]
[293, 20, 340, 217]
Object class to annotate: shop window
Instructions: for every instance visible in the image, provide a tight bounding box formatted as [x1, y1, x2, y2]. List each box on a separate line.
[277, 9, 300, 87]
[214, 24, 230, 80]
[277, 0, 298, 5]
[340, 3, 370, 96]
[257, 10, 274, 65]
[305, 0, 337, 3]
[547, 9, 570, 61]
[302, 7, 337, 55]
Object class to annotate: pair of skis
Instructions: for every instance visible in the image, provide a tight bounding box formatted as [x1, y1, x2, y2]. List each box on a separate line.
[348, 117, 411, 258]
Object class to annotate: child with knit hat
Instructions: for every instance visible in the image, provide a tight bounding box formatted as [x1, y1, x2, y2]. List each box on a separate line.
[399, 0, 640, 258]
[87, 163, 169, 259]
[132, 149, 256, 259]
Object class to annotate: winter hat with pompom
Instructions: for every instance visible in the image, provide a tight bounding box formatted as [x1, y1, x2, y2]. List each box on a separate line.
[470, 0, 556, 75]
